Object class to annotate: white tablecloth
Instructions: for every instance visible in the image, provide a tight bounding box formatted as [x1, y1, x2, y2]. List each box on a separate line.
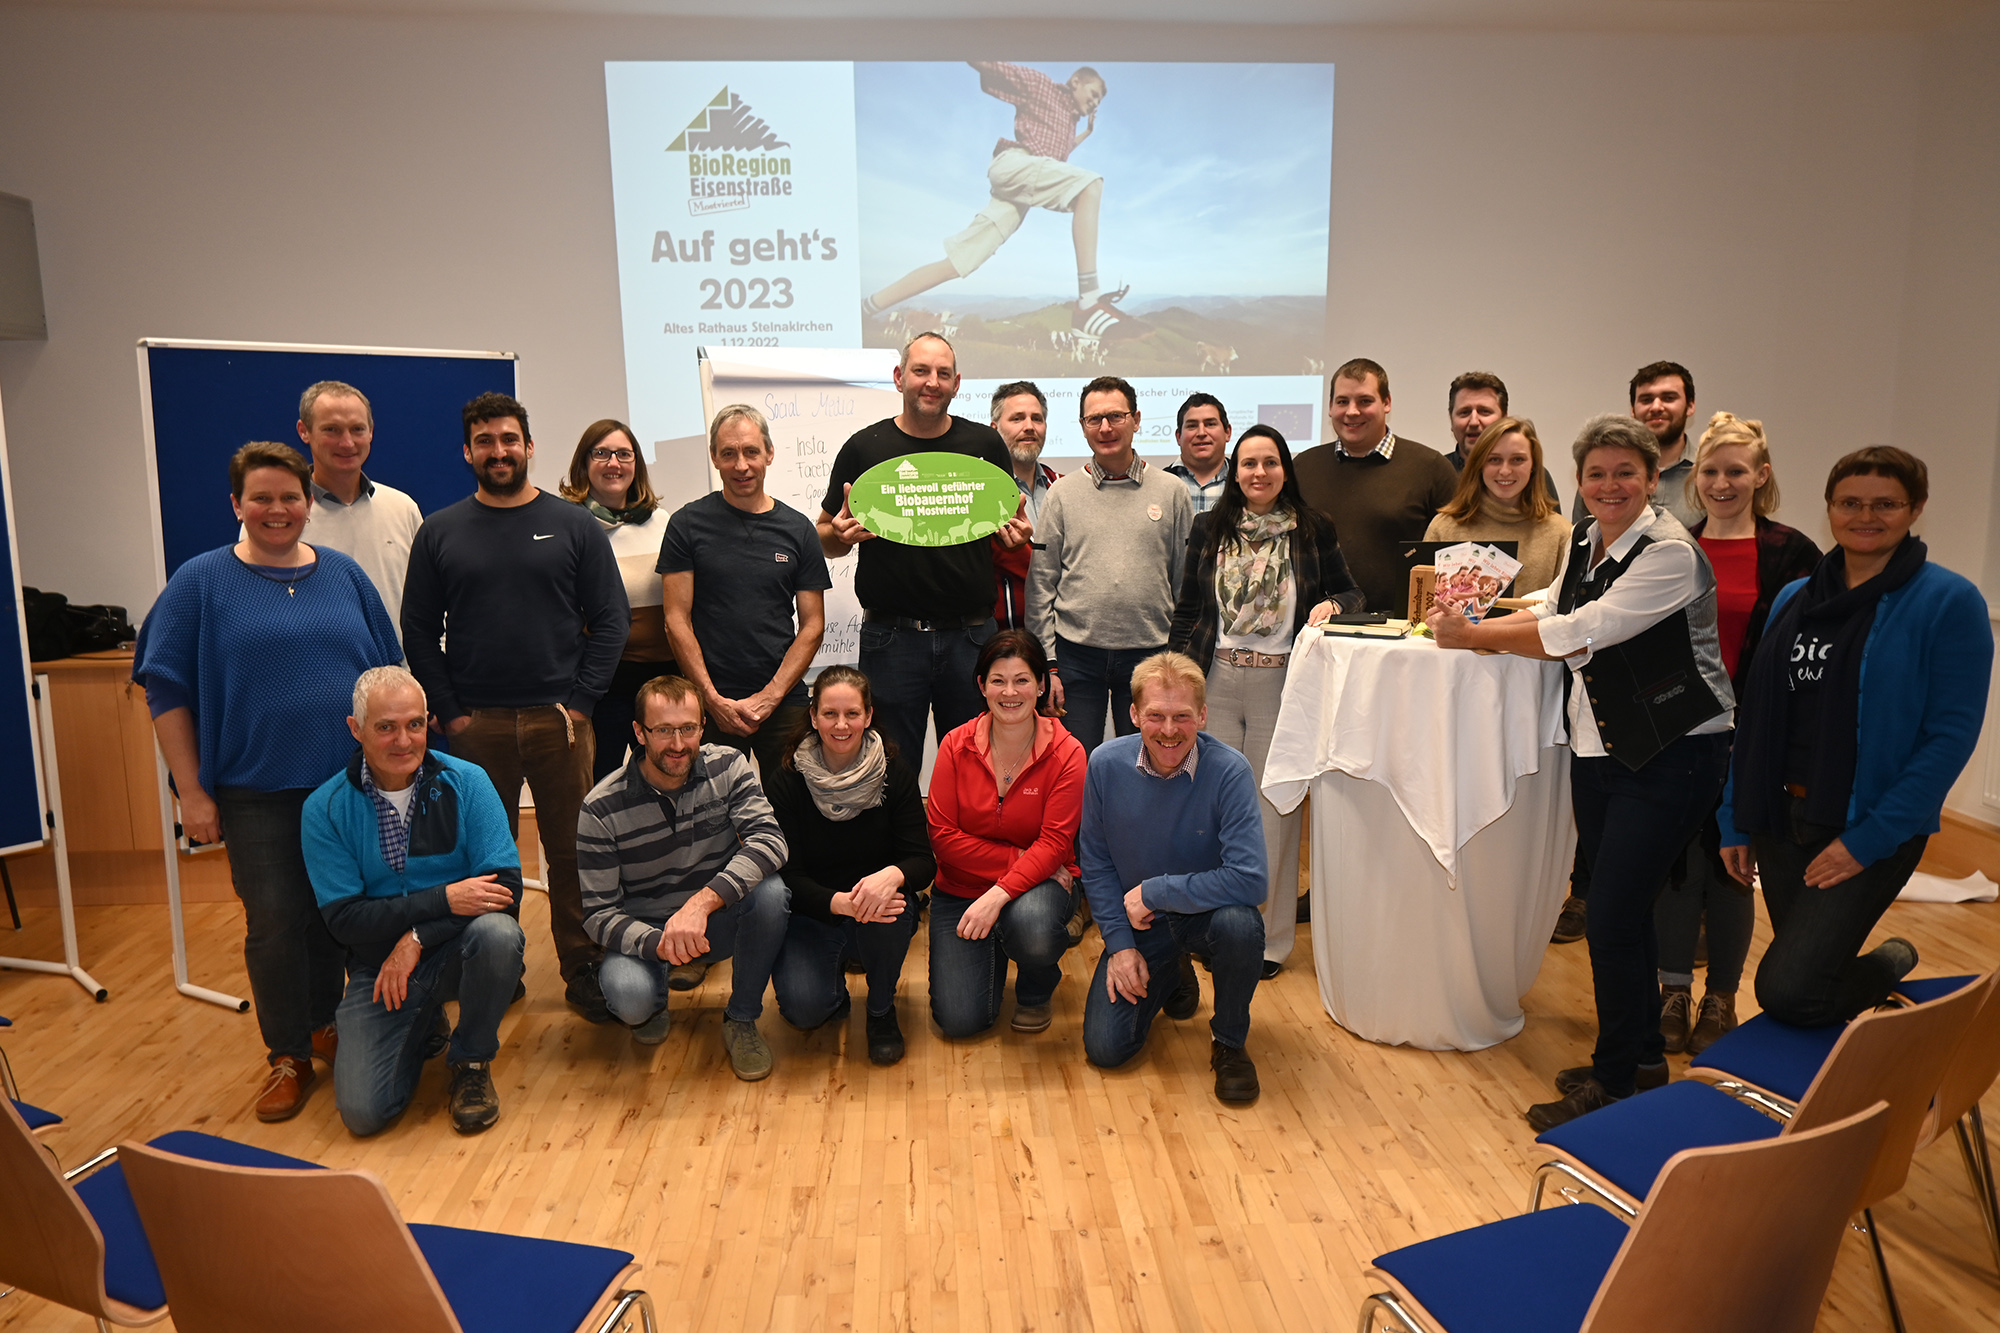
[1263, 628, 1576, 1050]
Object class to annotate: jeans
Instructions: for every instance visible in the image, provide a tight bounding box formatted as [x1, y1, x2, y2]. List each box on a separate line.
[450, 705, 597, 982]
[1753, 796, 1929, 1027]
[597, 874, 791, 1025]
[858, 618, 995, 764]
[927, 878, 1074, 1038]
[592, 658, 677, 783]
[1203, 660, 1303, 963]
[1084, 904, 1265, 1064]
[1655, 816, 1754, 993]
[773, 907, 918, 1025]
[1570, 732, 1730, 1095]
[705, 705, 809, 783]
[332, 913, 525, 1137]
[1056, 637, 1161, 756]
[215, 787, 346, 1064]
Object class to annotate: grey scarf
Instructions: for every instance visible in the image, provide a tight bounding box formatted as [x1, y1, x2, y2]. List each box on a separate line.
[793, 730, 889, 822]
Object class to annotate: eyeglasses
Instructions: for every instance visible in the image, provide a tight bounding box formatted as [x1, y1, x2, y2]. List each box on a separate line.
[1081, 411, 1133, 429]
[641, 722, 702, 741]
[590, 447, 636, 463]
[1831, 498, 1910, 516]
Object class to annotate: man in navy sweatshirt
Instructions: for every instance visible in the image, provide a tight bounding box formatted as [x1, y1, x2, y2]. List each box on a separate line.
[402, 392, 629, 1023]
[1078, 651, 1269, 1102]
[303, 666, 526, 1137]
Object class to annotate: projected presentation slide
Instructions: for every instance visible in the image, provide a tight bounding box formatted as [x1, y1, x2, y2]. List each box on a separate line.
[606, 60, 1334, 463]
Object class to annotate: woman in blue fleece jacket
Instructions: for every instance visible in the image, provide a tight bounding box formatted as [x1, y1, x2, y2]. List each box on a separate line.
[1720, 447, 1992, 1027]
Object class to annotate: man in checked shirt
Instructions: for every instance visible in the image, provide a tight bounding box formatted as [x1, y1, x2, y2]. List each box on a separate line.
[863, 62, 1139, 344]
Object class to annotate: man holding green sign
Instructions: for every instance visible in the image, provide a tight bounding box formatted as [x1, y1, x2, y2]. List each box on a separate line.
[817, 332, 1034, 761]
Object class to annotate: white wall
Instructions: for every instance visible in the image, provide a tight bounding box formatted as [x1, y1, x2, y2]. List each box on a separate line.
[1, 4, 1996, 803]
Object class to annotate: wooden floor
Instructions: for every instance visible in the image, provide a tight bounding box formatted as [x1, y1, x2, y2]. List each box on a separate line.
[3, 841, 1999, 1330]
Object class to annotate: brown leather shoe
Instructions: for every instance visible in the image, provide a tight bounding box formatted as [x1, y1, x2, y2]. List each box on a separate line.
[254, 1055, 316, 1122]
[1659, 985, 1693, 1054]
[311, 1023, 339, 1066]
[1551, 895, 1587, 944]
[1526, 1076, 1624, 1132]
[1687, 991, 1739, 1055]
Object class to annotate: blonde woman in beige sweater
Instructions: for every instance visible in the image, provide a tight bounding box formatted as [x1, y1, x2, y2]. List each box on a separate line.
[1423, 416, 1571, 594]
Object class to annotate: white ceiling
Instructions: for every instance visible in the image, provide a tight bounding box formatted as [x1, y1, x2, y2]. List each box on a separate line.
[1, 0, 1992, 33]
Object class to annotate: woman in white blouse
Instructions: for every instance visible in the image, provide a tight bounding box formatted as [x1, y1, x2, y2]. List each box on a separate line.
[1427, 414, 1733, 1131]
[561, 419, 675, 780]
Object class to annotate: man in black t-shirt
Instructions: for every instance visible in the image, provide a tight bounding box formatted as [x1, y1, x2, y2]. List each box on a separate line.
[817, 332, 1033, 760]
[661, 404, 832, 779]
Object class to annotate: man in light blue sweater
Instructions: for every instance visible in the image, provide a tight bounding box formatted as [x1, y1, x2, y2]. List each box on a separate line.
[303, 667, 525, 1138]
[1078, 652, 1269, 1102]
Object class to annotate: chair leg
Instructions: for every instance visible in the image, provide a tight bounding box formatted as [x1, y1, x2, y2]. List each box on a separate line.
[2, 857, 19, 929]
[1356, 1293, 1427, 1333]
[594, 1290, 658, 1333]
[1957, 1103, 2000, 1276]
[1528, 1159, 1639, 1220]
[1858, 1207, 1908, 1333]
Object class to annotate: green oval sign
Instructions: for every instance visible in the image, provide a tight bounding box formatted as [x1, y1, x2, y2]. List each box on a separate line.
[848, 452, 1020, 547]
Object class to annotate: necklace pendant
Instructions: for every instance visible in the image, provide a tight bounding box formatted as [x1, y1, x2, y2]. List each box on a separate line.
[287, 584, 296, 597]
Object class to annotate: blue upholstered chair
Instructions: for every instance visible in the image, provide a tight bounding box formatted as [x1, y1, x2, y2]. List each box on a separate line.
[1357, 1102, 1890, 1333]
[1, 1013, 63, 1131]
[1529, 974, 1988, 1333]
[1689, 970, 2000, 1279]
[1, 1095, 313, 1330]
[118, 1136, 656, 1333]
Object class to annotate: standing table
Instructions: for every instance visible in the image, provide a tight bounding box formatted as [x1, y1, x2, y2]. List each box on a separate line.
[1263, 627, 1574, 1050]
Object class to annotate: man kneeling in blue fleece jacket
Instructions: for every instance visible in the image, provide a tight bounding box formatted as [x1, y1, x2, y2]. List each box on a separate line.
[1079, 651, 1269, 1102]
[303, 665, 525, 1136]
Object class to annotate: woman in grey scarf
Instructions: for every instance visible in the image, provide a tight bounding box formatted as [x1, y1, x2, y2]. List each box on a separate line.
[764, 666, 935, 1065]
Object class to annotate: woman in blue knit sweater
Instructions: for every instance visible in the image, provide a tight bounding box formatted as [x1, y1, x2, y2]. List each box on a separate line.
[1720, 447, 1992, 1026]
[133, 442, 402, 1122]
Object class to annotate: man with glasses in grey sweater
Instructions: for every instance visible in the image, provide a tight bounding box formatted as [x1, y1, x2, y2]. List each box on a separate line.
[1027, 376, 1194, 754]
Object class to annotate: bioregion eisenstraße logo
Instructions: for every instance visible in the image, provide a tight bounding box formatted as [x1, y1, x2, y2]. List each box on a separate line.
[668, 88, 794, 216]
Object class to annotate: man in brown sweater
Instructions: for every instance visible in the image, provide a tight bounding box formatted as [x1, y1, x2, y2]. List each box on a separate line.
[1293, 358, 1458, 613]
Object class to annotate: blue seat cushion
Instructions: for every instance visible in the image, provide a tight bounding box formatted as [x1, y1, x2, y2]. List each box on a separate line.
[1895, 975, 1980, 1006]
[1534, 1081, 1782, 1202]
[11, 1098, 60, 1129]
[410, 1222, 634, 1333]
[1371, 1202, 1629, 1333]
[72, 1130, 320, 1311]
[1689, 1014, 1843, 1103]
[0, 1014, 13, 1025]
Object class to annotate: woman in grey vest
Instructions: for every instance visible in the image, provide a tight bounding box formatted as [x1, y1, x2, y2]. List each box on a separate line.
[1427, 414, 1733, 1131]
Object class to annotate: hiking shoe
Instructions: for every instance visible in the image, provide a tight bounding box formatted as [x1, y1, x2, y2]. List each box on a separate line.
[866, 1007, 905, 1066]
[254, 1055, 316, 1122]
[631, 1005, 673, 1046]
[448, 1062, 500, 1134]
[1551, 895, 1587, 944]
[423, 1007, 451, 1060]
[1012, 1000, 1053, 1033]
[1163, 953, 1200, 1021]
[1211, 1041, 1260, 1104]
[1660, 985, 1693, 1054]
[668, 960, 710, 991]
[1687, 991, 1738, 1055]
[565, 965, 614, 1024]
[722, 1018, 774, 1081]
[1556, 1061, 1667, 1097]
[1527, 1077, 1624, 1132]
[1874, 938, 1920, 984]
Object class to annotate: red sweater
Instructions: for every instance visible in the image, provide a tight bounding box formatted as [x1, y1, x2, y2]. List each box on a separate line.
[928, 714, 1085, 899]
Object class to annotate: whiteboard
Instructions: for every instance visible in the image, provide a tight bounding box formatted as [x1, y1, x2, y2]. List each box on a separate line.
[0, 381, 46, 854]
[698, 347, 903, 674]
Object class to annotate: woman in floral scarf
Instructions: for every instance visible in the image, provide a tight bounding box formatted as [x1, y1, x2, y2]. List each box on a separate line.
[1168, 426, 1363, 978]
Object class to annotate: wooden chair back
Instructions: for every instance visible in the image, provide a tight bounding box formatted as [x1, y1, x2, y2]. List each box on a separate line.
[1582, 1101, 1890, 1333]
[1787, 970, 1990, 1204]
[0, 1097, 154, 1324]
[1930, 970, 2000, 1134]
[117, 1138, 463, 1333]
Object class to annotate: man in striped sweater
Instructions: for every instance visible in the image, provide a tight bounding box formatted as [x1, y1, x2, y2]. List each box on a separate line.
[578, 675, 790, 1079]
